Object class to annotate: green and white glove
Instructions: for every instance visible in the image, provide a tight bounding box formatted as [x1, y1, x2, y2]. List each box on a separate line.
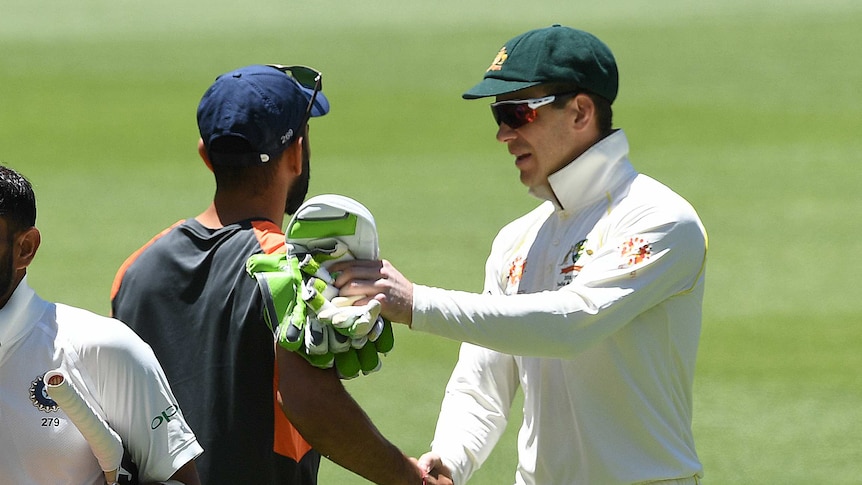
[246, 253, 306, 352]
[247, 195, 395, 379]
[286, 194, 395, 378]
[246, 253, 335, 369]
[296, 255, 391, 378]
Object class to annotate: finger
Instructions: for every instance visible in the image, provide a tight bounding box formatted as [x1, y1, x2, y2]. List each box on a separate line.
[335, 281, 383, 303]
[416, 453, 440, 473]
[328, 258, 381, 273]
[330, 261, 384, 287]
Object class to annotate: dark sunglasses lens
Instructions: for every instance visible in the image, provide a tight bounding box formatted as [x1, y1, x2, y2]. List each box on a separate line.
[270, 65, 320, 90]
[290, 67, 321, 91]
[491, 104, 535, 129]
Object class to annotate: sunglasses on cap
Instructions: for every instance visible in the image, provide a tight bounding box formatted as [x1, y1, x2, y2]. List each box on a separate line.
[267, 64, 322, 130]
[490, 91, 579, 129]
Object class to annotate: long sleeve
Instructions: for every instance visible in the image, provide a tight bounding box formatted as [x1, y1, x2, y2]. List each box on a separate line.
[431, 343, 519, 484]
[411, 191, 707, 359]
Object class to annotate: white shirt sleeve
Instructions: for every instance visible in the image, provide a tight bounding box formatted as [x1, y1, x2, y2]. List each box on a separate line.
[431, 343, 519, 484]
[411, 201, 707, 360]
[67, 308, 202, 482]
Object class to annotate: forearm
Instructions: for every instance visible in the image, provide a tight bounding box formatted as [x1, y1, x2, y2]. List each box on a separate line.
[277, 349, 424, 485]
[430, 343, 518, 484]
[411, 283, 636, 358]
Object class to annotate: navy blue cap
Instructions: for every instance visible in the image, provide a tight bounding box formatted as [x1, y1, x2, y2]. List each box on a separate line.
[197, 64, 330, 166]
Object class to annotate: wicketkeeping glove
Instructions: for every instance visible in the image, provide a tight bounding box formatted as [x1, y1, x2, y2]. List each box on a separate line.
[246, 253, 306, 352]
[246, 253, 336, 369]
[247, 194, 395, 379]
[285, 195, 394, 379]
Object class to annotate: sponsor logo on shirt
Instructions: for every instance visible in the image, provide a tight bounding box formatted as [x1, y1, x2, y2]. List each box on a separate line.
[619, 237, 652, 275]
[30, 373, 59, 412]
[151, 405, 179, 430]
[506, 256, 527, 290]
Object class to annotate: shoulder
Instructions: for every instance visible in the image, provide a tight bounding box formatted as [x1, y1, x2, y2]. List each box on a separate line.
[111, 221, 187, 296]
[603, 175, 707, 260]
[613, 175, 705, 230]
[493, 201, 555, 245]
[249, 219, 286, 254]
[55, 304, 155, 363]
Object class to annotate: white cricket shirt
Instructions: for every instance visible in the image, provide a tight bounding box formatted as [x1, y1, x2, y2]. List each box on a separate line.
[0, 277, 202, 484]
[412, 130, 707, 485]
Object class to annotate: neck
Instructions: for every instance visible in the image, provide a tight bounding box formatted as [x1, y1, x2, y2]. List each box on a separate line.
[0, 273, 25, 310]
[196, 191, 286, 229]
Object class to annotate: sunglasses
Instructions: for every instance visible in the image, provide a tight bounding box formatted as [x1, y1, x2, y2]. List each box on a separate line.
[490, 91, 579, 129]
[267, 64, 323, 131]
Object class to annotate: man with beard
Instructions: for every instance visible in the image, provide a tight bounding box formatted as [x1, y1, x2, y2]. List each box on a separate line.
[0, 165, 203, 484]
[111, 65, 440, 485]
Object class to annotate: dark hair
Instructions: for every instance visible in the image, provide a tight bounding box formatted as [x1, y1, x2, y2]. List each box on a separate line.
[545, 83, 614, 137]
[587, 92, 614, 137]
[0, 165, 36, 232]
[209, 136, 283, 193]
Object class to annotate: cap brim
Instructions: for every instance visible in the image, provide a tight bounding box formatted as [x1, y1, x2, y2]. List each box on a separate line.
[300, 84, 330, 117]
[462, 78, 541, 100]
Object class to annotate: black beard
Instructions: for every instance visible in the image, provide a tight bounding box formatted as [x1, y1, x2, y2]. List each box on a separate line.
[284, 137, 310, 215]
[0, 232, 18, 306]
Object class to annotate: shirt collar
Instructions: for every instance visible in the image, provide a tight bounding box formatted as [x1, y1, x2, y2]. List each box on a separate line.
[0, 276, 47, 351]
[529, 129, 637, 212]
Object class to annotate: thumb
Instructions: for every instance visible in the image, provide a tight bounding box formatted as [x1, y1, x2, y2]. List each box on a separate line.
[416, 452, 441, 473]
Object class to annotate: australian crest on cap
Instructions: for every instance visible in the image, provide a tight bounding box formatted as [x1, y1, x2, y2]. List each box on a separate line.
[487, 46, 508, 72]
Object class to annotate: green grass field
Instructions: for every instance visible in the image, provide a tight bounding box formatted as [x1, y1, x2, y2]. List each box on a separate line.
[2, 0, 861, 483]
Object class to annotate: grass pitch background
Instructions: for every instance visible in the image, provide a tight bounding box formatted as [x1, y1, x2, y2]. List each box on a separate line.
[2, 1, 861, 483]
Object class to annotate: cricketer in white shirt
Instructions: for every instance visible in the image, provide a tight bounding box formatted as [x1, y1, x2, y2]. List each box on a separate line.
[411, 130, 707, 484]
[0, 276, 203, 484]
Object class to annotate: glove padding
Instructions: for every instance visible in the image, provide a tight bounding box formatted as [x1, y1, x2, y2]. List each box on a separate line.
[246, 253, 307, 353]
[246, 251, 394, 379]
[297, 255, 393, 379]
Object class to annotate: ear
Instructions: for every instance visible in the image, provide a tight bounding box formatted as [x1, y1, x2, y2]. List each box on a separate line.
[14, 227, 41, 271]
[571, 93, 596, 130]
[282, 136, 304, 176]
[198, 138, 214, 173]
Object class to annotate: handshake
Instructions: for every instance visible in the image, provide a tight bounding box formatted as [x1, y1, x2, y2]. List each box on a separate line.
[246, 195, 393, 379]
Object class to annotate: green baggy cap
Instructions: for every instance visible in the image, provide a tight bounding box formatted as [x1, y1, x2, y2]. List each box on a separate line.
[463, 25, 618, 103]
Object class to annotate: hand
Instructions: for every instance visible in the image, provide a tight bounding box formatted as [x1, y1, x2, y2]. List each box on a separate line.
[422, 474, 454, 485]
[301, 276, 395, 379]
[248, 253, 396, 379]
[415, 453, 453, 485]
[316, 294, 381, 339]
[329, 259, 415, 326]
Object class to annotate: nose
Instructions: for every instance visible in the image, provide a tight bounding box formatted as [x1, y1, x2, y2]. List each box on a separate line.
[496, 122, 517, 143]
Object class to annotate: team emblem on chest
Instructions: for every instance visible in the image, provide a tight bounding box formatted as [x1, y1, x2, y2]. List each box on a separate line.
[558, 239, 590, 287]
[30, 373, 60, 412]
[560, 239, 589, 275]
